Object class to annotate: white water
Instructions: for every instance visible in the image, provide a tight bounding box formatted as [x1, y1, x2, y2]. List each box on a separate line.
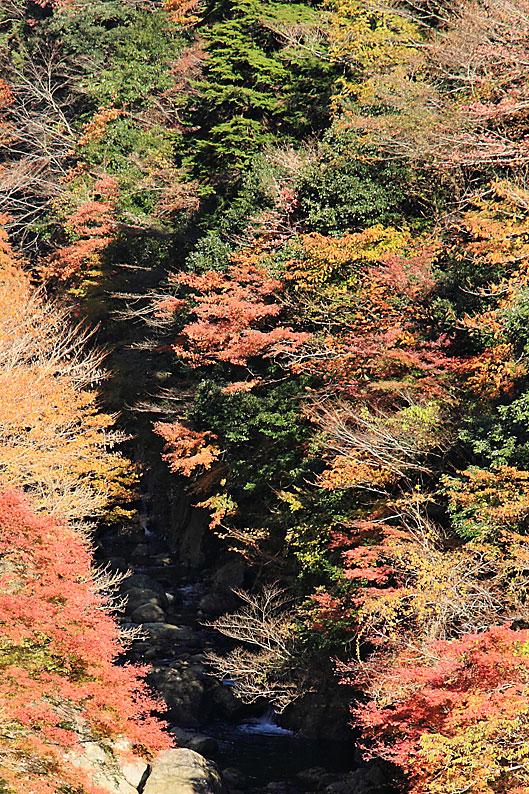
[238, 708, 293, 736]
[139, 513, 156, 538]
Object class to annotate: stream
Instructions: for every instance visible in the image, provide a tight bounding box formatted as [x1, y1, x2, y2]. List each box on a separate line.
[95, 520, 386, 794]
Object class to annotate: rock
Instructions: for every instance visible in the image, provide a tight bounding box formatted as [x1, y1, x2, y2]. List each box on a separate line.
[122, 757, 149, 789]
[107, 557, 129, 573]
[221, 768, 249, 789]
[152, 554, 175, 566]
[186, 735, 219, 757]
[211, 685, 249, 721]
[143, 748, 225, 794]
[131, 603, 166, 623]
[124, 587, 165, 615]
[296, 767, 338, 789]
[212, 558, 245, 593]
[148, 663, 211, 727]
[131, 543, 151, 559]
[177, 507, 210, 567]
[198, 591, 239, 618]
[324, 762, 393, 794]
[114, 739, 150, 789]
[171, 728, 218, 757]
[142, 623, 199, 645]
[122, 574, 167, 598]
[70, 742, 139, 794]
[280, 686, 354, 742]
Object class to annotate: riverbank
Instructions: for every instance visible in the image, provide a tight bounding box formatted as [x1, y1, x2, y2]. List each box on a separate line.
[94, 518, 395, 794]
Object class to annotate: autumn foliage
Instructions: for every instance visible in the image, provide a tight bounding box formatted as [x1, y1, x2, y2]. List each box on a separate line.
[0, 220, 133, 523]
[7, 0, 529, 792]
[0, 219, 169, 791]
[0, 491, 169, 794]
[348, 626, 529, 794]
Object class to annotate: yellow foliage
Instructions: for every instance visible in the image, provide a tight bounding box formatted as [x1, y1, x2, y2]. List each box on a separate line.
[326, 0, 425, 111]
[0, 225, 137, 524]
[286, 225, 414, 286]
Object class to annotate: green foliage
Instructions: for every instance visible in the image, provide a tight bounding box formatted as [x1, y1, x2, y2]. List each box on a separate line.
[460, 389, 529, 469]
[295, 126, 418, 233]
[182, 0, 336, 182]
[187, 377, 309, 497]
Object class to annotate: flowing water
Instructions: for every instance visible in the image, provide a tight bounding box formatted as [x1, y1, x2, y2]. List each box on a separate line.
[96, 523, 368, 793]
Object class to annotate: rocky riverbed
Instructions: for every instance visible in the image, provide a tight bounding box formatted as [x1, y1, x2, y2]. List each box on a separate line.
[93, 523, 395, 794]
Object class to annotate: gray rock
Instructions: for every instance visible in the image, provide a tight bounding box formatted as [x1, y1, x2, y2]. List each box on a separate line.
[124, 587, 164, 615]
[186, 735, 219, 757]
[107, 557, 129, 573]
[148, 663, 211, 727]
[70, 742, 139, 794]
[131, 603, 166, 623]
[131, 543, 151, 559]
[142, 623, 199, 645]
[171, 728, 218, 757]
[296, 767, 338, 789]
[122, 574, 167, 598]
[221, 768, 249, 788]
[211, 685, 248, 721]
[212, 558, 245, 593]
[198, 592, 238, 618]
[143, 748, 225, 794]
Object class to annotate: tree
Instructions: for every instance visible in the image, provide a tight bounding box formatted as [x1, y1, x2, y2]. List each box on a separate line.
[347, 625, 529, 794]
[0, 217, 135, 524]
[0, 490, 170, 794]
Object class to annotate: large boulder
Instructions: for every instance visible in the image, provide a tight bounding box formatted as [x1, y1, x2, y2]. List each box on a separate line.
[131, 603, 166, 623]
[143, 749, 225, 794]
[70, 742, 148, 794]
[141, 623, 199, 645]
[212, 558, 245, 593]
[211, 684, 250, 721]
[148, 663, 211, 727]
[171, 728, 219, 758]
[123, 587, 165, 615]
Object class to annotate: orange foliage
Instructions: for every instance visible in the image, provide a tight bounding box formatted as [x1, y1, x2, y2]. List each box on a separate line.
[159, 258, 311, 367]
[0, 491, 170, 794]
[444, 465, 529, 538]
[154, 420, 220, 476]
[163, 0, 203, 27]
[77, 108, 122, 147]
[40, 175, 118, 286]
[0, 219, 135, 523]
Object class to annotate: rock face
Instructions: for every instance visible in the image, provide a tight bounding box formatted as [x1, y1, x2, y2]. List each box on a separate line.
[148, 662, 211, 727]
[143, 749, 225, 794]
[70, 742, 148, 794]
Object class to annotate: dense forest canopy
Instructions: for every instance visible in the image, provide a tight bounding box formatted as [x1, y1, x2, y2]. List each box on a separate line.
[3, 0, 529, 792]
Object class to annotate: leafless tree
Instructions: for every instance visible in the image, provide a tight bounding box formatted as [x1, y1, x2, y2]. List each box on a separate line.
[205, 584, 308, 711]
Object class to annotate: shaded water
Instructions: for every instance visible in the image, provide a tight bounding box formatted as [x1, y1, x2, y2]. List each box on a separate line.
[97, 524, 360, 793]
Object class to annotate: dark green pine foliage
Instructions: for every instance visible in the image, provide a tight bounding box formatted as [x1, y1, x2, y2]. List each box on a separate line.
[182, 0, 336, 185]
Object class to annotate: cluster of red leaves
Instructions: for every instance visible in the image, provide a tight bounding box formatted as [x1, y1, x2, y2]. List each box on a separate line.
[0, 491, 170, 794]
[348, 625, 529, 794]
[153, 420, 219, 476]
[161, 258, 311, 367]
[40, 176, 118, 284]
